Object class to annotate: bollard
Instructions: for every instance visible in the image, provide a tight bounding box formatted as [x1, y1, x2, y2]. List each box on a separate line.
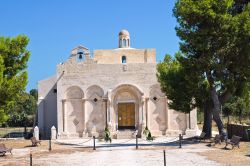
[30, 151, 32, 166]
[34, 126, 39, 141]
[179, 134, 182, 148]
[93, 136, 96, 150]
[163, 150, 166, 166]
[136, 135, 138, 149]
[49, 138, 52, 151]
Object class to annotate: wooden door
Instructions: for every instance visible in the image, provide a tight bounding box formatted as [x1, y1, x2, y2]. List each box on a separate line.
[118, 103, 135, 129]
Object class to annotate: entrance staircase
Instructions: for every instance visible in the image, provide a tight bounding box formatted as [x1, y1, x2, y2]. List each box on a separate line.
[116, 130, 137, 139]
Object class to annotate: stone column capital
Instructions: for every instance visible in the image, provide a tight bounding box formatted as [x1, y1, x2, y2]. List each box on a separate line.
[142, 96, 149, 101]
[102, 97, 108, 102]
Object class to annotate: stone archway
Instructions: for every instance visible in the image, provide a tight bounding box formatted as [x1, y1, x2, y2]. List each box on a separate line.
[111, 84, 143, 132]
[148, 84, 167, 135]
[64, 86, 84, 137]
[85, 85, 105, 136]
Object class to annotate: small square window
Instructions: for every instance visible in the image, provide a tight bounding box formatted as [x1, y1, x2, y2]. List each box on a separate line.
[53, 89, 57, 93]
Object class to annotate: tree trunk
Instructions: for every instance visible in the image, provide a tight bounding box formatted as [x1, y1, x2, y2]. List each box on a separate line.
[202, 100, 212, 138]
[206, 71, 227, 140]
[210, 87, 227, 140]
[239, 108, 242, 124]
[227, 115, 230, 125]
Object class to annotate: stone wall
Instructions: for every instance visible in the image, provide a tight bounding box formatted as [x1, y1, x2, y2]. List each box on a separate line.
[94, 48, 156, 64]
[38, 76, 58, 139]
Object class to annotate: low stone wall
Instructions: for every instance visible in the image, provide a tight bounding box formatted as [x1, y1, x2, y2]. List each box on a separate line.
[227, 124, 250, 141]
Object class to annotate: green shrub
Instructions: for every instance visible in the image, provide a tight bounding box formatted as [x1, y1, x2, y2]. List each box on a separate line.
[143, 126, 154, 141]
[104, 127, 112, 143]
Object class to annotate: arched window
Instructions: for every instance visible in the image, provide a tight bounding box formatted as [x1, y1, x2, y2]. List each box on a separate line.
[77, 48, 85, 62]
[123, 39, 126, 47]
[119, 39, 122, 48]
[127, 39, 130, 47]
[122, 56, 126, 64]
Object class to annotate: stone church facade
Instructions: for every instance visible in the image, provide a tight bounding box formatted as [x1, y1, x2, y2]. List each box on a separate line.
[38, 30, 198, 139]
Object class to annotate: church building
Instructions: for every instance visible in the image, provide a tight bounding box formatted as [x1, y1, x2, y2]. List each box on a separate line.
[38, 29, 198, 139]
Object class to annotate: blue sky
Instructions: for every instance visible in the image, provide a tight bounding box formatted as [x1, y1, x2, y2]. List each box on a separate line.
[0, 0, 180, 91]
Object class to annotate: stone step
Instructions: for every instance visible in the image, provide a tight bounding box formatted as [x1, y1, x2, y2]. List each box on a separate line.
[117, 130, 137, 139]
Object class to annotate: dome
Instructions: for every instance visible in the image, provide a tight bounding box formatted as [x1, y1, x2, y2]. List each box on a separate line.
[119, 29, 130, 36]
[118, 29, 130, 48]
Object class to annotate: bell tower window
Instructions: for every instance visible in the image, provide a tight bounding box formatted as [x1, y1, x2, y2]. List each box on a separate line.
[122, 56, 126, 64]
[77, 48, 85, 62]
[122, 39, 126, 47]
[119, 39, 122, 48]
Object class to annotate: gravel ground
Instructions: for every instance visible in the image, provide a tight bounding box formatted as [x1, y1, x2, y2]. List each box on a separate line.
[24, 148, 221, 166]
[1, 132, 249, 166]
[0, 137, 223, 166]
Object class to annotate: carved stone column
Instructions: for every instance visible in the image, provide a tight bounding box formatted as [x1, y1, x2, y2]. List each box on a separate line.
[107, 99, 111, 124]
[62, 99, 66, 132]
[102, 98, 108, 128]
[138, 98, 144, 132]
[145, 97, 149, 128]
[81, 98, 85, 136]
[142, 97, 147, 127]
[83, 98, 91, 135]
[107, 89, 113, 131]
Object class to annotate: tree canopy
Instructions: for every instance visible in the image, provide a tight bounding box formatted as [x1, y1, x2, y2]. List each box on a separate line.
[0, 35, 30, 125]
[158, 0, 249, 138]
[6, 91, 37, 127]
[173, 0, 249, 94]
[157, 52, 209, 113]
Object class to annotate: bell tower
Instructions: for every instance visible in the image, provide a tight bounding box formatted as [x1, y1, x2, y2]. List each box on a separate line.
[118, 29, 130, 48]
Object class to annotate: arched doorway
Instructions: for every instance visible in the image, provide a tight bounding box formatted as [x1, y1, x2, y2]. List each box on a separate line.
[111, 84, 143, 131]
